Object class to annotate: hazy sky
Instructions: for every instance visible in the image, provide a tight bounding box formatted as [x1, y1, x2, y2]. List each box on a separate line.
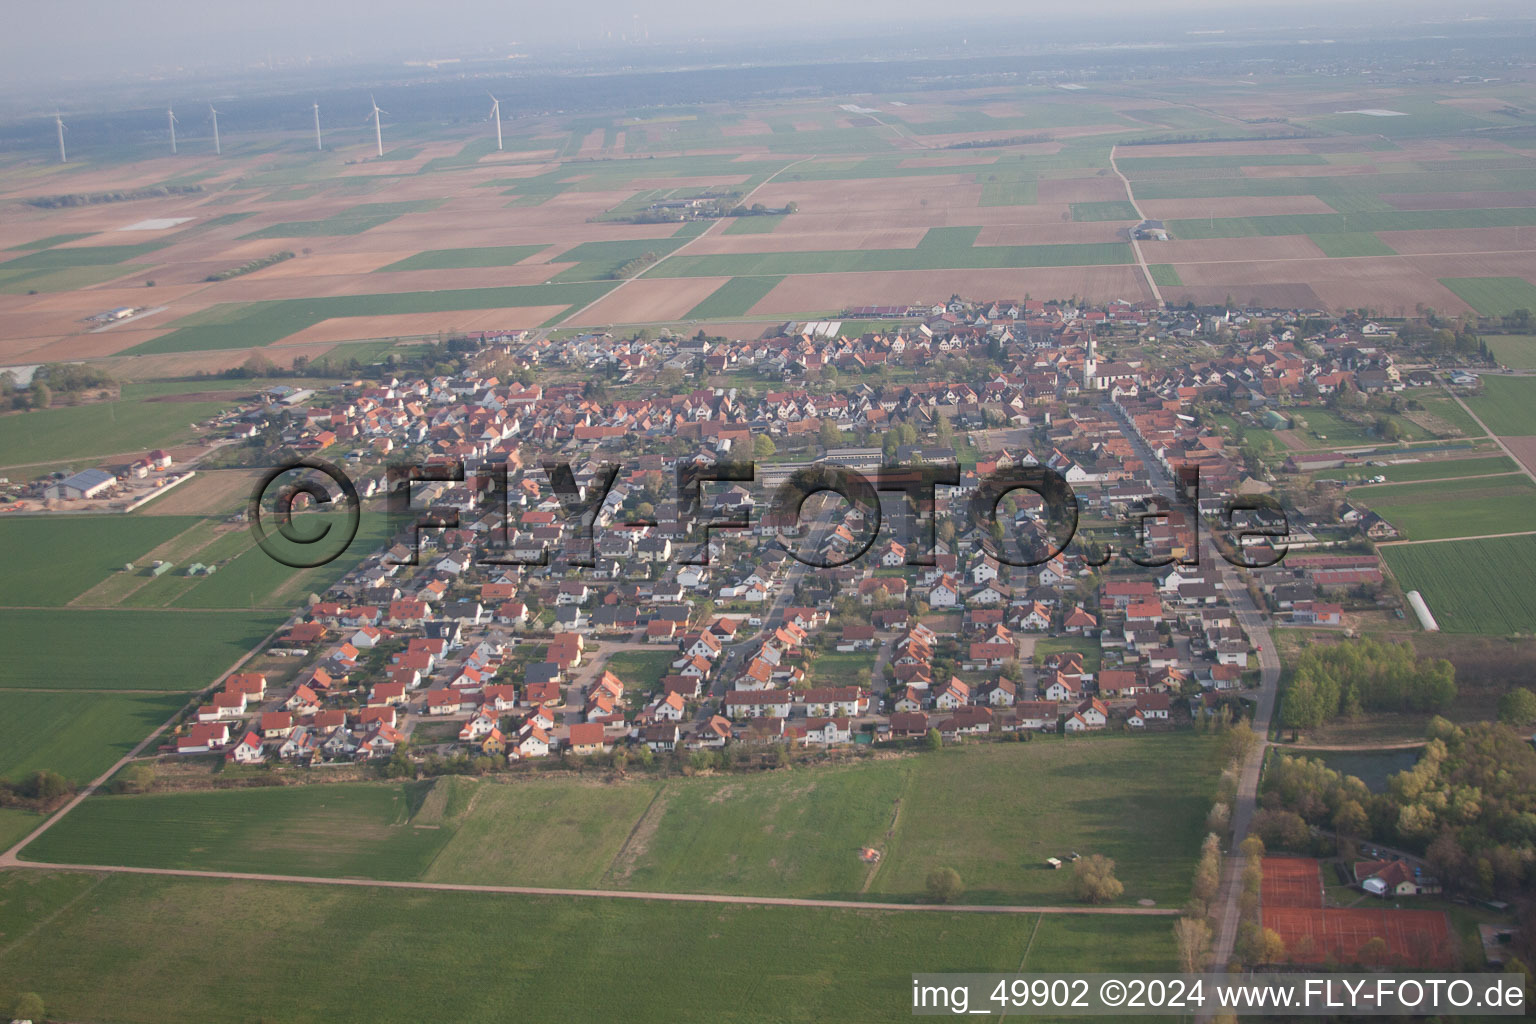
[2, 0, 1527, 86]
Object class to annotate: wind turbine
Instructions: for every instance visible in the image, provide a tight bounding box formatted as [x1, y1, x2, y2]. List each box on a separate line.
[167, 106, 179, 154]
[369, 94, 385, 158]
[488, 92, 503, 151]
[313, 102, 323, 151]
[209, 103, 222, 155]
[53, 111, 67, 163]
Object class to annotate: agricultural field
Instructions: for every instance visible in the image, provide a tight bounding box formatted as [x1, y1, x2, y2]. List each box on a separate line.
[1465, 374, 1536, 436]
[0, 608, 285, 690]
[376, 244, 551, 272]
[0, 809, 42, 853]
[3, 81, 1536, 373]
[0, 388, 233, 468]
[684, 275, 785, 318]
[1349, 455, 1517, 484]
[1439, 277, 1536, 317]
[1408, 396, 1485, 438]
[0, 514, 202, 605]
[1362, 474, 1536, 540]
[0, 691, 189, 784]
[0, 870, 1173, 1024]
[22, 783, 458, 878]
[1484, 334, 1536, 370]
[1384, 534, 1536, 635]
[23, 736, 1221, 906]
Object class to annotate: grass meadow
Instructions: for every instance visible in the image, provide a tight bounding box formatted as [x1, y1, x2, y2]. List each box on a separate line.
[23, 735, 1220, 906]
[0, 869, 1177, 1024]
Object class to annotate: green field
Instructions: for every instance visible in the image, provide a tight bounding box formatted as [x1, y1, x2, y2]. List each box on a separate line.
[0, 389, 234, 466]
[723, 214, 785, 234]
[0, 691, 188, 784]
[0, 515, 202, 606]
[1032, 636, 1104, 674]
[168, 502, 396, 609]
[549, 237, 692, 282]
[1070, 201, 1139, 221]
[1440, 277, 1536, 317]
[1169, 206, 1536, 240]
[1362, 474, 1536, 540]
[1352, 455, 1517, 484]
[23, 783, 456, 877]
[125, 281, 617, 354]
[684, 275, 785, 318]
[1148, 264, 1182, 288]
[24, 736, 1219, 906]
[1292, 407, 1428, 445]
[0, 869, 1172, 1024]
[1465, 373, 1536, 435]
[0, 809, 42, 852]
[647, 242, 1133, 279]
[1411, 395, 1485, 437]
[1384, 534, 1536, 634]
[1307, 232, 1397, 257]
[375, 244, 551, 272]
[239, 200, 441, 239]
[600, 649, 678, 690]
[806, 649, 876, 685]
[0, 608, 284, 690]
[5, 232, 93, 251]
[1485, 334, 1536, 369]
[0, 262, 144, 294]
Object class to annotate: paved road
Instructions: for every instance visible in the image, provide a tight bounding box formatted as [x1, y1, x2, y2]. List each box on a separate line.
[1109, 144, 1164, 307]
[1103, 401, 1282, 988]
[0, 855, 1179, 915]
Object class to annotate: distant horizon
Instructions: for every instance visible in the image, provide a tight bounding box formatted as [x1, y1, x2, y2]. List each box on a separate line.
[4, 0, 1534, 95]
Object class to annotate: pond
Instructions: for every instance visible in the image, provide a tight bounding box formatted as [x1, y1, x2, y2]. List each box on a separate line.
[1319, 748, 1421, 792]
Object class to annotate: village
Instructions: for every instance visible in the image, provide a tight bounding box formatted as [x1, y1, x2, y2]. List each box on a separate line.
[141, 293, 1463, 772]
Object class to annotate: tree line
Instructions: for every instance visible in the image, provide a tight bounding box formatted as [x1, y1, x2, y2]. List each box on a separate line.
[1281, 637, 1456, 731]
[24, 184, 204, 208]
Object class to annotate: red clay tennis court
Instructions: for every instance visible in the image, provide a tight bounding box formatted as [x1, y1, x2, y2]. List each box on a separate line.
[1262, 856, 1323, 909]
[1261, 855, 1454, 967]
[1263, 906, 1456, 968]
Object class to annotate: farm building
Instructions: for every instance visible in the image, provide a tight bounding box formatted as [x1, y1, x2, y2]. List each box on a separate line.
[45, 467, 116, 500]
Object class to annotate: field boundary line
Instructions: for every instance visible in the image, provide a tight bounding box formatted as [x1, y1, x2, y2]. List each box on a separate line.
[0, 859, 1182, 914]
[997, 914, 1046, 1023]
[0, 870, 109, 962]
[1377, 529, 1536, 546]
[599, 780, 670, 887]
